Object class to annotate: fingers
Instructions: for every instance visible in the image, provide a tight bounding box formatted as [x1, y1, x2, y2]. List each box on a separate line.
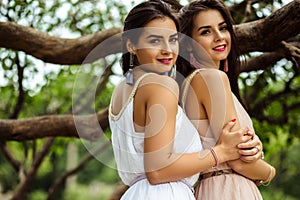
[237, 134, 263, 162]
[238, 147, 262, 162]
[222, 119, 237, 133]
[239, 152, 262, 162]
[237, 133, 259, 149]
[238, 134, 263, 162]
[242, 133, 262, 149]
[245, 130, 255, 137]
[238, 127, 251, 142]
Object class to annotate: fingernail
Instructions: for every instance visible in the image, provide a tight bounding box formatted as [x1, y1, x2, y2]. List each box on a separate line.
[231, 118, 236, 122]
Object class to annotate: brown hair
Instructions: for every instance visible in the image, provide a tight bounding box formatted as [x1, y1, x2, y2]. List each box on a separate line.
[177, 0, 242, 101]
[121, 0, 179, 74]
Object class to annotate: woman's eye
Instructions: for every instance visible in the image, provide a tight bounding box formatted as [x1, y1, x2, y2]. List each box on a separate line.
[220, 26, 228, 31]
[200, 30, 210, 35]
[149, 39, 160, 44]
[169, 37, 178, 43]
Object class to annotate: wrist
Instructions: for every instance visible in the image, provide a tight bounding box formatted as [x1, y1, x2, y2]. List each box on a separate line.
[213, 145, 227, 164]
[255, 165, 275, 186]
[210, 148, 219, 167]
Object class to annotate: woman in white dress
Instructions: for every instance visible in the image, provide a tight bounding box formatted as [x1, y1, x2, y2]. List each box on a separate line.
[108, 1, 255, 199]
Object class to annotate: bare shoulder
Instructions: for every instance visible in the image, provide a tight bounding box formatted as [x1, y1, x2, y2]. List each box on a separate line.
[139, 73, 179, 99]
[194, 68, 227, 79]
[193, 69, 230, 86]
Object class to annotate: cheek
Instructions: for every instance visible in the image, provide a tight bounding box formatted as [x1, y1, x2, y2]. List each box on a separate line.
[136, 49, 155, 62]
[172, 45, 179, 55]
[198, 40, 211, 51]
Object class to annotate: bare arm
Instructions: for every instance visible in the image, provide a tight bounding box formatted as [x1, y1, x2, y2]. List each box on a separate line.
[137, 76, 251, 184]
[187, 69, 275, 183]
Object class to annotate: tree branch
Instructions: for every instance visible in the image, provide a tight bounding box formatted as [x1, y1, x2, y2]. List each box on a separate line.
[11, 138, 55, 200]
[0, 21, 122, 65]
[235, 0, 300, 54]
[0, 142, 21, 172]
[10, 53, 25, 119]
[241, 40, 300, 72]
[0, 108, 109, 141]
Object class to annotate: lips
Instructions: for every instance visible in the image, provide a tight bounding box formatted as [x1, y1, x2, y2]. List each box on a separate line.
[213, 44, 226, 52]
[157, 58, 172, 64]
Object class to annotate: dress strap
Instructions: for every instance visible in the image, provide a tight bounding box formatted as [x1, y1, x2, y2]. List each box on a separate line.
[180, 69, 203, 109]
[109, 73, 154, 121]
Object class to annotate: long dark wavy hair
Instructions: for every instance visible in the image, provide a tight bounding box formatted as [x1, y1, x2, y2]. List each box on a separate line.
[177, 0, 243, 104]
[121, 0, 179, 75]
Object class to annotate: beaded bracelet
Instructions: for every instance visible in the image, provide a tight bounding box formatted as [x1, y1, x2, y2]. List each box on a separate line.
[210, 148, 219, 167]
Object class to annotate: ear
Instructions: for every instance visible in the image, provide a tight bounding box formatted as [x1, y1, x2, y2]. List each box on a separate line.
[126, 39, 136, 54]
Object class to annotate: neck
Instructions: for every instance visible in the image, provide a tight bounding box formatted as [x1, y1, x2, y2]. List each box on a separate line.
[133, 66, 168, 76]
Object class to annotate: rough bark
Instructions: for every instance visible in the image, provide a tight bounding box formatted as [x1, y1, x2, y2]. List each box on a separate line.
[0, 108, 109, 141]
[235, 0, 300, 54]
[0, 22, 122, 65]
[240, 40, 300, 72]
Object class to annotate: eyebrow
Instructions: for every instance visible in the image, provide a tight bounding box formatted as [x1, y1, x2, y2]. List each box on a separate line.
[147, 35, 163, 39]
[146, 33, 178, 39]
[197, 21, 227, 31]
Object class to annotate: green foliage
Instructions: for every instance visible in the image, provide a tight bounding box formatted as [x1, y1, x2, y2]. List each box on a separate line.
[28, 190, 48, 200]
[241, 59, 300, 143]
[240, 56, 300, 199]
[258, 136, 300, 200]
[63, 183, 114, 200]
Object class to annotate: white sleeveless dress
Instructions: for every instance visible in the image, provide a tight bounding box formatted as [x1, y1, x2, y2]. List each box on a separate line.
[182, 69, 263, 200]
[109, 73, 203, 200]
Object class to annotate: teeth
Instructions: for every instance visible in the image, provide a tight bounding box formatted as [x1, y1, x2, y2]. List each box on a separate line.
[214, 45, 225, 50]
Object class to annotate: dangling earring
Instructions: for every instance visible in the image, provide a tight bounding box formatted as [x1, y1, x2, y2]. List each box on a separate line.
[170, 64, 176, 79]
[224, 59, 228, 72]
[126, 53, 134, 85]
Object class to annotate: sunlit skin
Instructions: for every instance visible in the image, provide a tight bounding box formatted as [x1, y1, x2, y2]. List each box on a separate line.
[127, 17, 178, 74]
[191, 9, 231, 68]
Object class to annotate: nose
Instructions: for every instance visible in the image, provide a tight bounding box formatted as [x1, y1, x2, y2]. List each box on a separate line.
[161, 41, 173, 54]
[214, 30, 224, 42]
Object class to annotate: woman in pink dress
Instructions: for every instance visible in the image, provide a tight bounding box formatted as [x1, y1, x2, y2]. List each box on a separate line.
[177, 0, 276, 199]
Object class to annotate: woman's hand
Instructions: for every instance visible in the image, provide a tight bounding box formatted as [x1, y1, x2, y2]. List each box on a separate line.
[237, 131, 263, 163]
[217, 120, 252, 162]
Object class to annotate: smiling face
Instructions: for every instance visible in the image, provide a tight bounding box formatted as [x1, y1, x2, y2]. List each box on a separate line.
[127, 17, 178, 74]
[191, 9, 231, 68]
